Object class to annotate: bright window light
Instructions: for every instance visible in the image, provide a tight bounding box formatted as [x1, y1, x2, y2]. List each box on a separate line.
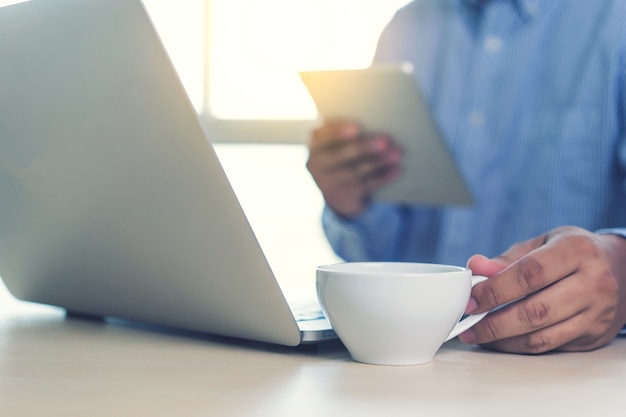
[142, 0, 206, 113]
[2, 0, 411, 141]
[208, 0, 412, 120]
[0, 0, 27, 7]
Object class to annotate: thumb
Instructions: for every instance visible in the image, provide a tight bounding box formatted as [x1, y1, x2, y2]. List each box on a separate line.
[466, 254, 508, 277]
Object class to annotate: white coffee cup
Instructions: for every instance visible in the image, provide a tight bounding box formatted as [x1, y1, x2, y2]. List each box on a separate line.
[316, 262, 488, 366]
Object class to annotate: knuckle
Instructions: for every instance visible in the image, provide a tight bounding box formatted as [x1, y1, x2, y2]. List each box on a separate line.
[594, 269, 619, 296]
[482, 284, 504, 307]
[522, 333, 554, 354]
[597, 303, 619, 328]
[515, 257, 546, 292]
[569, 234, 600, 257]
[481, 317, 503, 342]
[560, 333, 613, 352]
[517, 300, 551, 329]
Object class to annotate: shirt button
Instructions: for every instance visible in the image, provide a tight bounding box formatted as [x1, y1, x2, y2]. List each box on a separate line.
[469, 110, 485, 126]
[484, 36, 502, 53]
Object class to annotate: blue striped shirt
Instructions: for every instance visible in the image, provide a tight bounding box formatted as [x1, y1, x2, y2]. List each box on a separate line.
[322, 0, 626, 266]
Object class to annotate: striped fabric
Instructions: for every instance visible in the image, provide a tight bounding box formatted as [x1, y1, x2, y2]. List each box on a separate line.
[322, 0, 626, 266]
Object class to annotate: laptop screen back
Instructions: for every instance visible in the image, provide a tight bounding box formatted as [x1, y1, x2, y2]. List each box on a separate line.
[0, 0, 303, 345]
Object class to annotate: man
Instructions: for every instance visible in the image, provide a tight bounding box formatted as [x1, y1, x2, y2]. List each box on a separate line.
[306, 0, 626, 354]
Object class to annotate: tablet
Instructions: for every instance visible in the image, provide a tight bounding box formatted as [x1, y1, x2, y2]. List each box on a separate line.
[299, 63, 473, 206]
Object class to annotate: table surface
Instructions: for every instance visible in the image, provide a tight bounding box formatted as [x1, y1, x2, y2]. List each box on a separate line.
[1, 286, 625, 417]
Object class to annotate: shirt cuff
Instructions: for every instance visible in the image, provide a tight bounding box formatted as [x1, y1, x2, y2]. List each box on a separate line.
[321, 203, 401, 261]
[595, 228, 626, 239]
[595, 228, 626, 334]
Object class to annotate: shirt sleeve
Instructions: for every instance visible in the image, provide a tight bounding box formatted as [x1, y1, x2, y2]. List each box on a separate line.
[602, 32, 626, 239]
[321, 203, 405, 261]
[620, 30, 626, 195]
[321, 200, 445, 262]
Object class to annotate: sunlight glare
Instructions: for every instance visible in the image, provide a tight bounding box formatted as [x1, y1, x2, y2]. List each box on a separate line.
[208, 0, 412, 120]
[0, 0, 27, 7]
[142, 0, 205, 113]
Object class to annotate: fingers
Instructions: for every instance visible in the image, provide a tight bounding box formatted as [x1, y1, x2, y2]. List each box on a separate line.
[466, 254, 508, 277]
[306, 119, 402, 217]
[467, 231, 582, 314]
[461, 227, 626, 354]
[472, 307, 619, 354]
[477, 313, 594, 354]
[308, 121, 362, 171]
[310, 123, 399, 175]
[460, 277, 585, 353]
[309, 120, 360, 151]
[329, 135, 400, 181]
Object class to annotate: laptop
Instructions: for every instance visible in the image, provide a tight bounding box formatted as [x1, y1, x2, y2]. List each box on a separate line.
[0, 0, 335, 346]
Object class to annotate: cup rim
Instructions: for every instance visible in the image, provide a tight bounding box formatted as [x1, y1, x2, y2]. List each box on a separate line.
[316, 261, 469, 276]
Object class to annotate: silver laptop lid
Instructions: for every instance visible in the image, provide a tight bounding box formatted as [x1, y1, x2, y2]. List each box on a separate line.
[0, 0, 306, 346]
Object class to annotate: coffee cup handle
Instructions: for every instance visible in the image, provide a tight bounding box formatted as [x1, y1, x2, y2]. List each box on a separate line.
[445, 275, 489, 342]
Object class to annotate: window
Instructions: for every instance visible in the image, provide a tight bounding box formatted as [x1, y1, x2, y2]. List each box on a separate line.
[2, 1, 411, 138]
[207, 0, 412, 142]
[142, 0, 411, 143]
[0, 0, 24, 6]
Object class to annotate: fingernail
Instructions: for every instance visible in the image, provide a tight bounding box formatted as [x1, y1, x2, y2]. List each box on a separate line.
[466, 254, 486, 268]
[459, 329, 476, 344]
[465, 297, 478, 314]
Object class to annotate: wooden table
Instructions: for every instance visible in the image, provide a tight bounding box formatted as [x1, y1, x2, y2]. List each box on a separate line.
[1, 287, 624, 417]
